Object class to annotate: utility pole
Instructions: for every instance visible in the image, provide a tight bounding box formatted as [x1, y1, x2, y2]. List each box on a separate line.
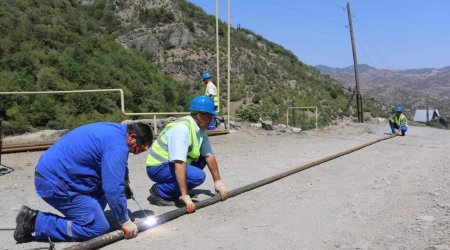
[0, 117, 3, 165]
[346, 1, 363, 123]
[291, 100, 296, 127]
[215, 0, 220, 113]
[426, 93, 429, 125]
[227, 0, 231, 130]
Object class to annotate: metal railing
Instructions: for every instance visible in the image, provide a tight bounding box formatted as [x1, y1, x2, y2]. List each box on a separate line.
[286, 106, 318, 130]
[0, 89, 189, 134]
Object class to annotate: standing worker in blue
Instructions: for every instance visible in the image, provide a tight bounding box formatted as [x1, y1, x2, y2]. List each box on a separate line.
[146, 96, 227, 213]
[202, 72, 219, 130]
[389, 105, 408, 136]
[13, 122, 153, 243]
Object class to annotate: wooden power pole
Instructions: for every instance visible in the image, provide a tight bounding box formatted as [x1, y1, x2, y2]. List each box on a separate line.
[346, 1, 363, 123]
[426, 94, 429, 125]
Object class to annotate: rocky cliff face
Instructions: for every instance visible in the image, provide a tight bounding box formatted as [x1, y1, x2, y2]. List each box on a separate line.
[82, 0, 322, 85]
[76, 0, 375, 125]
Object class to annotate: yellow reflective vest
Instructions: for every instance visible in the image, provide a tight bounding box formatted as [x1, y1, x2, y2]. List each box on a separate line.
[146, 116, 200, 167]
[394, 113, 408, 127]
[204, 82, 219, 107]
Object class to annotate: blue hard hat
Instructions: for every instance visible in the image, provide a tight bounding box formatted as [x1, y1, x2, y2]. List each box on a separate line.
[395, 106, 403, 112]
[189, 96, 217, 115]
[202, 72, 212, 80]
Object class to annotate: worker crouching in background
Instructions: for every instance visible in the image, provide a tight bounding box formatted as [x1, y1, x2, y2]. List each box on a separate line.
[202, 72, 219, 130]
[14, 122, 153, 243]
[146, 96, 227, 213]
[389, 105, 408, 136]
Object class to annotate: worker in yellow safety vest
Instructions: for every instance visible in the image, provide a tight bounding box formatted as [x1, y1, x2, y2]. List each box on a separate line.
[202, 72, 219, 130]
[146, 96, 227, 213]
[389, 105, 409, 136]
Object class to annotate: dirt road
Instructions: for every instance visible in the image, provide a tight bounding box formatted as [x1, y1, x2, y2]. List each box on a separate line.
[1, 122, 449, 249]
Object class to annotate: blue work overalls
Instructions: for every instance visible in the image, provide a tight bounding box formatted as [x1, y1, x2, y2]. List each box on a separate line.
[33, 122, 130, 241]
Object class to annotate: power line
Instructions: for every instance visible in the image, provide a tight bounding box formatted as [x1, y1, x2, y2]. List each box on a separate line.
[355, 38, 378, 68]
[318, 0, 346, 11]
[262, 0, 344, 27]
[353, 17, 391, 69]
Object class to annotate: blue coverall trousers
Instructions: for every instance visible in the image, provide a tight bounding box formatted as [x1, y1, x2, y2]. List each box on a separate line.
[146, 157, 207, 200]
[389, 121, 408, 135]
[34, 175, 109, 241]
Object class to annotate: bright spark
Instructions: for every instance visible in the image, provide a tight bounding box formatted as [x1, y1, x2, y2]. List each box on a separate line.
[144, 216, 158, 227]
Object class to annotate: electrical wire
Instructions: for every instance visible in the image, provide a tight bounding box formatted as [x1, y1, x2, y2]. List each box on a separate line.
[262, 0, 344, 27]
[339, 88, 356, 118]
[318, 0, 346, 11]
[355, 38, 378, 68]
[354, 17, 391, 69]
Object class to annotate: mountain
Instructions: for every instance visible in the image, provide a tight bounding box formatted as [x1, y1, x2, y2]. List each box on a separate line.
[0, 0, 385, 135]
[316, 65, 450, 116]
[105, 0, 386, 124]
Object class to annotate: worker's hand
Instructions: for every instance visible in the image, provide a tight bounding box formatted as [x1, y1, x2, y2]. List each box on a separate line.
[214, 180, 228, 201]
[179, 194, 196, 213]
[124, 181, 134, 200]
[121, 219, 138, 239]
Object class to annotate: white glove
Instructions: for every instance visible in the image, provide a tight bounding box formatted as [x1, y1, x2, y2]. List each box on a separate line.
[214, 180, 228, 201]
[121, 219, 138, 239]
[179, 194, 196, 213]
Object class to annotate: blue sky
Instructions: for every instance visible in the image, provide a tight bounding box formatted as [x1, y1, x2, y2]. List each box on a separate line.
[187, 0, 450, 70]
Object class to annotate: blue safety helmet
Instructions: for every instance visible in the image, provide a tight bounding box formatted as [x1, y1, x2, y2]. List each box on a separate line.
[395, 106, 403, 113]
[202, 72, 212, 80]
[189, 96, 217, 115]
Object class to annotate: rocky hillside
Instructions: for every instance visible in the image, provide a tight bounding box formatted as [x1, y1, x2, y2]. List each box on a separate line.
[99, 0, 387, 126]
[0, 0, 386, 135]
[316, 64, 450, 116]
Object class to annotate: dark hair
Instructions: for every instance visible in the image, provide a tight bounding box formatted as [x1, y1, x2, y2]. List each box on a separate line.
[127, 122, 153, 146]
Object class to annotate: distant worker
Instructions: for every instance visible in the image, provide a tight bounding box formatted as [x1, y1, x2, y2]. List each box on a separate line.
[389, 105, 408, 136]
[146, 96, 227, 213]
[202, 72, 219, 130]
[14, 122, 153, 243]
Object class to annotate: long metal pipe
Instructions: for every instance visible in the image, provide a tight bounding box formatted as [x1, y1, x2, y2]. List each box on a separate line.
[2, 144, 55, 154]
[63, 133, 396, 250]
[1, 130, 229, 154]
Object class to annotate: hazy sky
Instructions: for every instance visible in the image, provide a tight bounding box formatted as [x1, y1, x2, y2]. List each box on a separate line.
[187, 0, 450, 70]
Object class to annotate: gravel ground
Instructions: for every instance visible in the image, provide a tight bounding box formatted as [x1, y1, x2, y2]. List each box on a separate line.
[0, 121, 449, 250]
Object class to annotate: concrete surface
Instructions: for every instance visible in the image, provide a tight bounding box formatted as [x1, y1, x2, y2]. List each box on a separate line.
[0, 122, 449, 249]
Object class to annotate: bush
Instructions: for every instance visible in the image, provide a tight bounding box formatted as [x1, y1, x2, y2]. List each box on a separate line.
[138, 7, 174, 26]
[0, 0, 190, 134]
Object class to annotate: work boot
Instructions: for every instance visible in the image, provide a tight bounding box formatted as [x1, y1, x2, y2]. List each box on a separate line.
[14, 205, 38, 243]
[149, 184, 176, 206]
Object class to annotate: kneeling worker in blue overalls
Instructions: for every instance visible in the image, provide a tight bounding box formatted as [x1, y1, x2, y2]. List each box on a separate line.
[389, 105, 408, 136]
[14, 122, 153, 243]
[146, 96, 227, 213]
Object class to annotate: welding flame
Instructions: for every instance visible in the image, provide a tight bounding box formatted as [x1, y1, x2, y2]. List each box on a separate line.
[144, 216, 158, 227]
